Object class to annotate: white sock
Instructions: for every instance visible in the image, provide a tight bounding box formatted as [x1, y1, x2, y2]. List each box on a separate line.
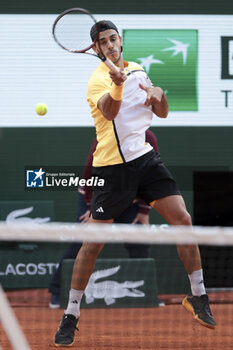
[65, 289, 84, 319]
[188, 269, 206, 296]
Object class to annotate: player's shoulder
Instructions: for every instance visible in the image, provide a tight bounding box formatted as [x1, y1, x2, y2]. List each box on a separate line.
[88, 63, 110, 87]
[88, 65, 102, 85]
[126, 61, 145, 72]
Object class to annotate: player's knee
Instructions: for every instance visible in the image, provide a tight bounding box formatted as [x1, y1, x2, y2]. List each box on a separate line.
[82, 242, 104, 257]
[179, 210, 192, 226]
[172, 208, 191, 226]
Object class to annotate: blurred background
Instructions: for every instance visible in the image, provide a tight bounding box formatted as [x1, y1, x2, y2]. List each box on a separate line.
[0, 0, 232, 295]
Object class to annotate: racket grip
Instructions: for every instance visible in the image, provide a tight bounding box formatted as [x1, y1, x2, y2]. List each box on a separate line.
[102, 57, 120, 74]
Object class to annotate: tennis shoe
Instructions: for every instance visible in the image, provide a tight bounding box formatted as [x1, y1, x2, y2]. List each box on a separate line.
[182, 294, 216, 329]
[54, 314, 79, 347]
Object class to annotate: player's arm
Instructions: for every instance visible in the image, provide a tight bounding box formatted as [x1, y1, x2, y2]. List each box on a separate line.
[139, 84, 168, 118]
[97, 69, 126, 121]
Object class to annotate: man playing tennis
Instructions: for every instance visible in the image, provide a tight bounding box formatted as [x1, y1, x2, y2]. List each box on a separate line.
[55, 20, 216, 347]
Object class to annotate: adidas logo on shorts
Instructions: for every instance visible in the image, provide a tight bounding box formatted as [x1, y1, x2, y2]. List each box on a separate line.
[96, 206, 104, 213]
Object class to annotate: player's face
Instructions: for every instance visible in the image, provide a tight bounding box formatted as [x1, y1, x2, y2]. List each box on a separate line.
[95, 29, 122, 65]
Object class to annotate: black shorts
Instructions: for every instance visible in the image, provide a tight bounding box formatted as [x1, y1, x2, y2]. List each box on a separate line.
[91, 149, 180, 220]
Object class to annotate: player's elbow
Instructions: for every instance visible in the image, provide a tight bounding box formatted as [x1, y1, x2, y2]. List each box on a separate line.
[159, 110, 168, 118]
[103, 112, 117, 121]
[101, 102, 120, 120]
[152, 106, 168, 118]
[97, 95, 120, 120]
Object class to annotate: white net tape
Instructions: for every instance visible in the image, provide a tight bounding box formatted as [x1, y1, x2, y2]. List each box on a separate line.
[0, 221, 233, 245]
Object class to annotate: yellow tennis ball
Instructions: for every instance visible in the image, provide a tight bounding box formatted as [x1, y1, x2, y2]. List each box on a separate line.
[36, 103, 48, 116]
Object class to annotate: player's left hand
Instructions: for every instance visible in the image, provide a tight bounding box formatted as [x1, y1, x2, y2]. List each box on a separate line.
[132, 213, 149, 225]
[139, 84, 164, 107]
[79, 210, 90, 223]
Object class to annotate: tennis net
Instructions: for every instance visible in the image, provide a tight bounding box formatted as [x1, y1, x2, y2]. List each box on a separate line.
[0, 221, 233, 350]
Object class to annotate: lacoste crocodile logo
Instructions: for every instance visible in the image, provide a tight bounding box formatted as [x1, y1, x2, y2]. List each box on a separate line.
[6, 206, 50, 224]
[84, 265, 145, 305]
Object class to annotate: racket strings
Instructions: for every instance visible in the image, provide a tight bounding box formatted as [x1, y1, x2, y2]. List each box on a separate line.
[54, 11, 95, 52]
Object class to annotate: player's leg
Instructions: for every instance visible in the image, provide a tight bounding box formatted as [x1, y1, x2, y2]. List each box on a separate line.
[70, 216, 112, 292]
[138, 151, 216, 329]
[54, 160, 138, 346]
[151, 195, 201, 273]
[49, 193, 87, 308]
[151, 195, 216, 329]
[54, 215, 113, 347]
[49, 242, 83, 308]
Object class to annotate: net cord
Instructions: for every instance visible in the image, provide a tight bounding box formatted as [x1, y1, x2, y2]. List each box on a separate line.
[0, 284, 31, 350]
[0, 222, 233, 245]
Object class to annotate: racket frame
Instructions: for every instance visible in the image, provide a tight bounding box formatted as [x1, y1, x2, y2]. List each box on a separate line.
[52, 7, 119, 73]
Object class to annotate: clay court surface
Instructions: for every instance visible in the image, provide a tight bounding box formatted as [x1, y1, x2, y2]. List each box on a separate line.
[0, 290, 233, 350]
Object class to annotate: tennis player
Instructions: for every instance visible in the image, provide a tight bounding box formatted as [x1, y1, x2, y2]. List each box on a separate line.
[49, 131, 157, 308]
[55, 20, 216, 347]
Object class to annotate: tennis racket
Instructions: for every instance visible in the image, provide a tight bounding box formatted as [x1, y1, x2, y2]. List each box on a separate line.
[52, 7, 119, 74]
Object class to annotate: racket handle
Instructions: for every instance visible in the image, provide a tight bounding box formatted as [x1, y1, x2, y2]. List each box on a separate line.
[102, 57, 120, 74]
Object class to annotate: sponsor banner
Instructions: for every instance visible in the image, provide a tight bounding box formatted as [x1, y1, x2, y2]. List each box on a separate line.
[123, 29, 198, 111]
[61, 258, 160, 308]
[0, 15, 233, 126]
[0, 262, 58, 277]
[221, 36, 233, 79]
[0, 241, 65, 289]
[0, 250, 61, 288]
[0, 200, 54, 222]
[0, 200, 65, 289]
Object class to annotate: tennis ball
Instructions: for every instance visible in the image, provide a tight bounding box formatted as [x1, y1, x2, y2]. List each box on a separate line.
[36, 103, 48, 116]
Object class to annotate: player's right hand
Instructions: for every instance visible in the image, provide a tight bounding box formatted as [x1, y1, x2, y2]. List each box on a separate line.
[109, 69, 127, 86]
